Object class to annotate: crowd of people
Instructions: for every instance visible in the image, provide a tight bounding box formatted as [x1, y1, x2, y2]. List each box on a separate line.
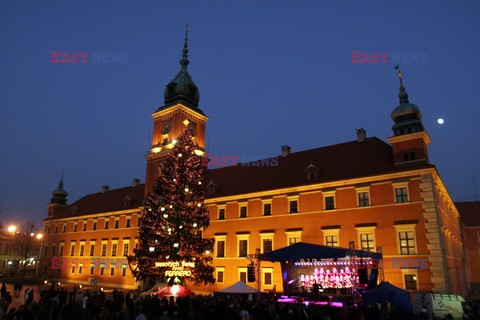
[0, 283, 478, 320]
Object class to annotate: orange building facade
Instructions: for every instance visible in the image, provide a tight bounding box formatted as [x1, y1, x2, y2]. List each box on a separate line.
[41, 35, 468, 296]
[456, 202, 480, 296]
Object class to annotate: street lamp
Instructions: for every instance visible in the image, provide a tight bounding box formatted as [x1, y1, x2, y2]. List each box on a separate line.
[8, 225, 16, 234]
[36, 234, 43, 240]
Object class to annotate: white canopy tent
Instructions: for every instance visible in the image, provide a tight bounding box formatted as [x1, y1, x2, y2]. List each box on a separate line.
[216, 281, 258, 294]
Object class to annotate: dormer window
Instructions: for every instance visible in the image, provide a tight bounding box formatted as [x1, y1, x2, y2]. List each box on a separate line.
[304, 164, 319, 181]
[124, 195, 132, 208]
[207, 181, 217, 196]
[72, 205, 79, 215]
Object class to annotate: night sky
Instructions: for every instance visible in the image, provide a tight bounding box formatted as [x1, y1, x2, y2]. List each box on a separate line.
[1, 1, 479, 226]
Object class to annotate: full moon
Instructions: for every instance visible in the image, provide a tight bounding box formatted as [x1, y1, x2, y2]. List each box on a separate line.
[437, 118, 444, 125]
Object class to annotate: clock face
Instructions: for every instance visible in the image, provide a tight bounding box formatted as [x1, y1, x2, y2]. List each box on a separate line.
[162, 119, 172, 134]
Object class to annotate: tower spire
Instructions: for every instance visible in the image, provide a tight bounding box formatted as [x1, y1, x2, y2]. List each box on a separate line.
[180, 24, 189, 70]
[395, 65, 409, 104]
[50, 169, 68, 205]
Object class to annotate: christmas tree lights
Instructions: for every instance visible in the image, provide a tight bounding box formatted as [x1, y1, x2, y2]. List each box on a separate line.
[128, 128, 214, 286]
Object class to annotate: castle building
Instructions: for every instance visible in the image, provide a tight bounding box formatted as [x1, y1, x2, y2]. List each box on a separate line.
[41, 32, 468, 296]
[456, 201, 480, 296]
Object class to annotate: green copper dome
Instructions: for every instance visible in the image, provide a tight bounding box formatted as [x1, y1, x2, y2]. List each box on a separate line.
[163, 28, 200, 109]
[391, 74, 425, 136]
[50, 174, 68, 205]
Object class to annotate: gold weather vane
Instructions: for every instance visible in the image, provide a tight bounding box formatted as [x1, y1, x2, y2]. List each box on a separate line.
[394, 65, 402, 78]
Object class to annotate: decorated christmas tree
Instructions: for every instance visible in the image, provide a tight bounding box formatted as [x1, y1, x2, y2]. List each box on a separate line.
[128, 127, 215, 286]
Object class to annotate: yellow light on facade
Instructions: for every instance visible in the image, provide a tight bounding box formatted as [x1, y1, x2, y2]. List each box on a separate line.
[182, 119, 190, 126]
[152, 147, 161, 153]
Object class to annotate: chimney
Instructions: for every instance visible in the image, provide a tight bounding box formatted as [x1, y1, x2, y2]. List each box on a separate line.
[281, 145, 291, 157]
[102, 185, 110, 193]
[132, 178, 140, 187]
[356, 128, 366, 142]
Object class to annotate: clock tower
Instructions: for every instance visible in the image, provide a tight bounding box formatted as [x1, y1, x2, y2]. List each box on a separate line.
[145, 28, 208, 194]
[387, 70, 430, 166]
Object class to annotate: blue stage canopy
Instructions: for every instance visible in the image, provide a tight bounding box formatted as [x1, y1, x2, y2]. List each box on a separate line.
[259, 242, 383, 261]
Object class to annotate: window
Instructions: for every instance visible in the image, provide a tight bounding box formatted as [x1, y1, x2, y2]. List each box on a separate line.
[115, 219, 119, 229]
[356, 226, 376, 252]
[263, 239, 273, 253]
[322, 228, 340, 247]
[112, 244, 117, 257]
[47, 226, 51, 234]
[90, 244, 95, 256]
[59, 245, 64, 256]
[137, 218, 142, 226]
[100, 265, 104, 275]
[404, 274, 418, 290]
[360, 233, 375, 251]
[74, 223, 77, 232]
[51, 245, 56, 257]
[218, 208, 226, 220]
[399, 231, 416, 254]
[62, 225, 66, 233]
[263, 203, 272, 216]
[83, 222, 87, 231]
[217, 268, 225, 283]
[105, 220, 109, 229]
[239, 240, 248, 257]
[240, 206, 247, 218]
[90, 264, 95, 275]
[325, 196, 335, 210]
[395, 187, 408, 203]
[126, 219, 131, 228]
[286, 231, 302, 246]
[79, 245, 85, 256]
[72, 265, 76, 273]
[79, 265, 83, 274]
[260, 233, 274, 253]
[55, 226, 58, 233]
[123, 243, 129, 256]
[237, 235, 249, 257]
[325, 235, 338, 247]
[308, 171, 316, 180]
[70, 244, 76, 256]
[289, 200, 298, 213]
[93, 222, 97, 230]
[110, 267, 115, 276]
[263, 268, 273, 285]
[216, 240, 225, 258]
[122, 266, 127, 277]
[102, 244, 107, 256]
[358, 192, 370, 207]
[238, 267, 247, 283]
[394, 223, 417, 255]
